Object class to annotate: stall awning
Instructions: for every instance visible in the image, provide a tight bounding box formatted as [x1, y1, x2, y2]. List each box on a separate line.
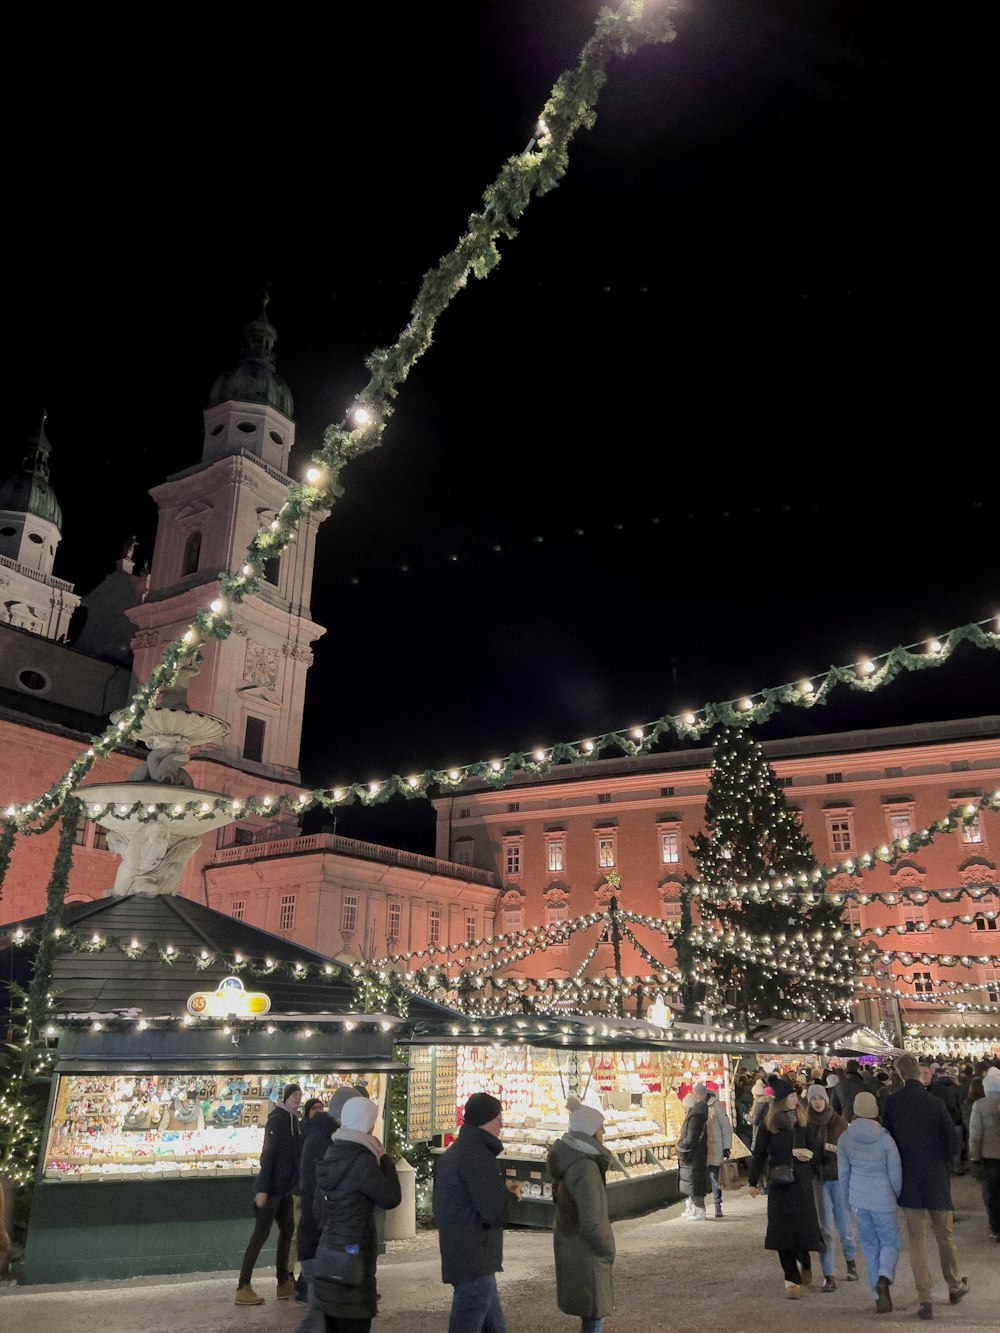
[748, 1019, 894, 1055]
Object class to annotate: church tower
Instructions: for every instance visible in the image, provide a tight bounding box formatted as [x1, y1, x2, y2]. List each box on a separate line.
[127, 299, 327, 782]
[0, 415, 80, 639]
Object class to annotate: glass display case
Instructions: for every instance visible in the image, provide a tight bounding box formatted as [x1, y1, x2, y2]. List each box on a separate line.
[43, 1069, 383, 1182]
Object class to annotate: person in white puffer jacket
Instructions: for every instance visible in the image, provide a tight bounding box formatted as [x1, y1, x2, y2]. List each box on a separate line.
[837, 1091, 902, 1315]
[968, 1064, 1000, 1241]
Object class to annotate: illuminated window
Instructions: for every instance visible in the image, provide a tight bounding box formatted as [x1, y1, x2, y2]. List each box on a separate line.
[503, 902, 523, 933]
[659, 828, 681, 865]
[341, 894, 357, 933]
[279, 894, 296, 931]
[465, 911, 477, 944]
[387, 900, 401, 940]
[960, 815, 984, 845]
[597, 835, 616, 869]
[231, 899, 246, 922]
[428, 907, 442, 945]
[545, 902, 567, 931]
[662, 895, 682, 925]
[889, 810, 913, 840]
[545, 833, 565, 873]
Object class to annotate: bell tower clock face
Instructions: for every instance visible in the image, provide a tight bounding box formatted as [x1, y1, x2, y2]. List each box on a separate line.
[244, 641, 278, 688]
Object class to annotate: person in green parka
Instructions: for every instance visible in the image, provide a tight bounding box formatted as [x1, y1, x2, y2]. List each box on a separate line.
[546, 1095, 617, 1333]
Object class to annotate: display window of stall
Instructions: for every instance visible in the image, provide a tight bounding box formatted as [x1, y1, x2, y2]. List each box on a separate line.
[43, 1069, 383, 1182]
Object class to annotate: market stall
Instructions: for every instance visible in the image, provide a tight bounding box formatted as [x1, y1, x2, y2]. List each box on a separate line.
[1, 894, 459, 1284]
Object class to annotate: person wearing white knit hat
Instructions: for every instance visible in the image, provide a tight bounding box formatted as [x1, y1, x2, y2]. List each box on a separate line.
[312, 1095, 400, 1332]
[547, 1097, 616, 1333]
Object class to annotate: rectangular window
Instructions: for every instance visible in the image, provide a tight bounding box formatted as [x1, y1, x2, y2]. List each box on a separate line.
[985, 972, 1000, 1004]
[545, 903, 567, 932]
[660, 787, 675, 798]
[960, 815, 983, 845]
[660, 830, 681, 865]
[890, 811, 913, 840]
[232, 827, 254, 846]
[842, 904, 862, 931]
[387, 900, 402, 940]
[597, 836, 616, 869]
[885, 766, 903, 778]
[465, 911, 477, 944]
[503, 905, 523, 933]
[503, 840, 522, 877]
[341, 894, 358, 934]
[507, 802, 520, 813]
[428, 907, 442, 945]
[279, 894, 296, 931]
[546, 837, 565, 873]
[92, 825, 110, 851]
[901, 905, 924, 933]
[829, 818, 853, 854]
[662, 898, 682, 924]
[975, 916, 997, 931]
[74, 821, 88, 846]
[453, 842, 473, 866]
[776, 776, 793, 789]
[597, 793, 612, 804]
[950, 759, 971, 772]
[826, 772, 843, 784]
[458, 807, 471, 818]
[231, 899, 246, 922]
[243, 716, 266, 763]
[913, 970, 934, 995]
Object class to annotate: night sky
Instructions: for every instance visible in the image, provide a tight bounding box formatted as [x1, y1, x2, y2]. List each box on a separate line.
[9, 2, 995, 852]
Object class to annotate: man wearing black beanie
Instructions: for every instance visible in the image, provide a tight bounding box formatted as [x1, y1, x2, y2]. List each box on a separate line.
[236, 1081, 303, 1306]
[434, 1092, 523, 1331]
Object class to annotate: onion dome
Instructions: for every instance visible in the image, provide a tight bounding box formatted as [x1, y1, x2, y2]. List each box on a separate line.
[207, 293, 294, 417]
[0, 415, 63, 528]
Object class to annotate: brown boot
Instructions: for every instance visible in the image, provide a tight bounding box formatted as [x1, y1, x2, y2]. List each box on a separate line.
[235, 1285, 264, 1305]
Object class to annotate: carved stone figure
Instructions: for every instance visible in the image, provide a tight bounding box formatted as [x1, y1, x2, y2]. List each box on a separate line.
[104, 822, 204, 896]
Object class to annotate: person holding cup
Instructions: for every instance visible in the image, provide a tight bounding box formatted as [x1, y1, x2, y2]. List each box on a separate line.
[747, 1078, 825, 1299]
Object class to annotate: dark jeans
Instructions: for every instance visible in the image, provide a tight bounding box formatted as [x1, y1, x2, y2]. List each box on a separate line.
[449, 1273, 507, 1333]
[778, 1249, 811, 1284]
[239, 1192, 294, 1287]
[324, 1319, 371, 1333]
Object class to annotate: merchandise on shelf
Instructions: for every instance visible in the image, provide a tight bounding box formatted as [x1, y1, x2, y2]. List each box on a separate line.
[43, 1070, 383, 1182]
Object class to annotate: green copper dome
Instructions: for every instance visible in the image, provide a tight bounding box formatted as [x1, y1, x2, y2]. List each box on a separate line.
[0, 421, 63, 528]
[208, 299, 294, 418]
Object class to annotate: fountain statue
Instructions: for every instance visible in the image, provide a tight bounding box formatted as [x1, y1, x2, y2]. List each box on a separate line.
[80, 657, 238, 896]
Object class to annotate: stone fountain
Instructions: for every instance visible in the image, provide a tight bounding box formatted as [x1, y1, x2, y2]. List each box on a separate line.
[80, 659, 238, 896]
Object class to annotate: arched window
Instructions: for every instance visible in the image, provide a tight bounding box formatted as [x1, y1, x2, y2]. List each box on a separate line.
[182, 531, 202, 576]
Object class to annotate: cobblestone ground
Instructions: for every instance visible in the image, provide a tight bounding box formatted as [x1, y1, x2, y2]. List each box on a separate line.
[1, 1175, 997, 1332]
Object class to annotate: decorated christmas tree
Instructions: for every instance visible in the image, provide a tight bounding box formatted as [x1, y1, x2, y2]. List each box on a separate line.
[688, 726, 856, 1026]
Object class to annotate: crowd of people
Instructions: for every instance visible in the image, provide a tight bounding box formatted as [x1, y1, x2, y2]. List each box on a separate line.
[228, 1048, 999, 1333]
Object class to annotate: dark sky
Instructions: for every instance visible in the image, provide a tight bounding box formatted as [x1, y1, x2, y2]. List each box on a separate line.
[9, 2, 996, 851]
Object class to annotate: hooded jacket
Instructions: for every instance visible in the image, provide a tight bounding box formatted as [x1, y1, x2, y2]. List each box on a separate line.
[837, 1115, 902, 1212]
[705, 1092, 734, 1167]
[547, 1132, 616, 1319]
[253, 1100, 301, 1198]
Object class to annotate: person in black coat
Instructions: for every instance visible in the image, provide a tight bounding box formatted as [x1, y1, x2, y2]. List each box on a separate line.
[748, 1078, 824, 1299]
[434, 1092, 523, 1333]
[313, 1094, 401, 1333]
[837, 1060, 867, 1123]
[926, 1063, 965, 1172]
[882, 1052, 968, 1319]
[676, 1087, 710, 1221]
[294, 1086, 367, 1333]
[236, 1081, 303, 1306]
